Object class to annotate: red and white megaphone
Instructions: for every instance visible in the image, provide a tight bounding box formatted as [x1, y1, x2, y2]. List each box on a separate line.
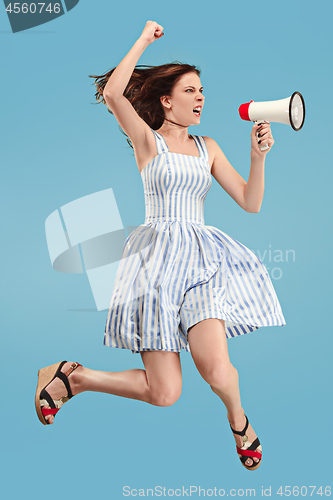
[239, 91, 305, 151]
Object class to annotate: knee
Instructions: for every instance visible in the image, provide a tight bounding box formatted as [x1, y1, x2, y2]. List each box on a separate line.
[201, 362, 238, 391]
[149, 385, 182, 407]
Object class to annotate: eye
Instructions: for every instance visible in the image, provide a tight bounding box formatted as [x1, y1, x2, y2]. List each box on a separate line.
[185, 89, 193, 92]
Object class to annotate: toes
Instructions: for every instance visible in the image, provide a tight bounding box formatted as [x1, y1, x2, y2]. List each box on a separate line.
[246, 458, 253, 466]
[41, 403, 54, 424]
[254, 446, 262, 463]
[45, 413, 54, 424]
[43, 412, 51, 424]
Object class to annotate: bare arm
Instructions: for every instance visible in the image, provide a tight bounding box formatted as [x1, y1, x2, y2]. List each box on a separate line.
[103, 21, 164, 148]
[208, 122, 275, 213]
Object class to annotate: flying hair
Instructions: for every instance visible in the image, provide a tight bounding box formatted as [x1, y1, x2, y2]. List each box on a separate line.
[89, 62, 201, 149]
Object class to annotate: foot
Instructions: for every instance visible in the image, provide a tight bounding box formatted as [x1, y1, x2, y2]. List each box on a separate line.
[228, 413, 262, 468]
[40, 361, 82, 424]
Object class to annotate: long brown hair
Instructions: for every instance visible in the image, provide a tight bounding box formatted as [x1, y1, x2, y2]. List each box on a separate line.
[89, 62, 201, 148]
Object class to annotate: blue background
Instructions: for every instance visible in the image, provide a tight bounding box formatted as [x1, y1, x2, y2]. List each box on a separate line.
[1, 0, 332, 498]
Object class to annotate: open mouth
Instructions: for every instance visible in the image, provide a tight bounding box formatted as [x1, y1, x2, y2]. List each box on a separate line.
[193, 106, 202, 116]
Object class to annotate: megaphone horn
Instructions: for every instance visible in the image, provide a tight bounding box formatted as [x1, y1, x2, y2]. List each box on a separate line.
[239, 91, 306, 131]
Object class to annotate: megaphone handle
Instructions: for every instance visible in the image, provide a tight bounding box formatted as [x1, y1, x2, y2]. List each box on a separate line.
[255, 120, 270, 151]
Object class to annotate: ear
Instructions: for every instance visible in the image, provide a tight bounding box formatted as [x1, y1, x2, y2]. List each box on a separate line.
[160, 95, 172, 110]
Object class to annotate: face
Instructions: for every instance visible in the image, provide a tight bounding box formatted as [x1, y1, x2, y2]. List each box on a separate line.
[161, 72, 205, 126]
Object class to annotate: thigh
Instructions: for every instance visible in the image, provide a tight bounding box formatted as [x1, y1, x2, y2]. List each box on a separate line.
[140, 351, 182, 392]
[188, 318, 231, 381]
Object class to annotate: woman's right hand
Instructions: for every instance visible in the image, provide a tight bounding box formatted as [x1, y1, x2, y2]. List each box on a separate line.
[102, 20, 164, 161]
[139, 20, 164, 45]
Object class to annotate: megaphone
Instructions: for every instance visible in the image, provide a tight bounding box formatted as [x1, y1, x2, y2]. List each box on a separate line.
[239, 91, 305, 151]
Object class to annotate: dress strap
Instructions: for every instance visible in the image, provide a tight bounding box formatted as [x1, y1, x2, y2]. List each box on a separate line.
[151, 129, 169, 155]
[191, 135, 209, 163]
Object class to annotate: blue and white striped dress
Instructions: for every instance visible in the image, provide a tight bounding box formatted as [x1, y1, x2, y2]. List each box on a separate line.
[104, 129, 286, 353]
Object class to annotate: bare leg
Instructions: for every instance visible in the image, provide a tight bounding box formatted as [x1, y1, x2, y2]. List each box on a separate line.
[188, 318, 260, 467]
[40, 351, 182, 424]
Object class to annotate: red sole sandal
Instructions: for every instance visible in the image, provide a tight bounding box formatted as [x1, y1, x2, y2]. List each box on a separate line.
[230, 415, 262, 471]
[35, 361, 82, 425]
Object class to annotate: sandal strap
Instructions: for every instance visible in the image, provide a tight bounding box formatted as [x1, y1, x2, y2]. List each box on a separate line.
[247, 437, 261, 453]
[42, 361, 82, 402]
[42, 408, 60, 416]
[63, 362, 82, 378]
[230, 414, 249, 436]
[56, 370, 73, 399]
[237, 447, 262, 460]
[40, 388, 56, 409]
[237, 437, 262, 461]
[56, 363, 82, 399]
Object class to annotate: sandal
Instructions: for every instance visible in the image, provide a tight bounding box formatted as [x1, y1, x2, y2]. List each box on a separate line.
[35, 361, 81, 425]
[230, 415, 262, 470]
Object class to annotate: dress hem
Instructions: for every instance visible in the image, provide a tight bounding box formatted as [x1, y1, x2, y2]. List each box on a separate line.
[104, 313, 286, 353]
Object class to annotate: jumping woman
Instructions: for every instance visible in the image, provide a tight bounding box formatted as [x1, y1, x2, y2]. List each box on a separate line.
[35, 21, 285, 471]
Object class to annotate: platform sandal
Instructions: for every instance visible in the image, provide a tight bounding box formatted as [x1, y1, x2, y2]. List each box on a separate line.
[230, 415, 262, 470]
[35, 361, 82, 425]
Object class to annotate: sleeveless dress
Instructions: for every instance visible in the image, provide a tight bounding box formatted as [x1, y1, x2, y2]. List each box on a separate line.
[104, 129, 286, 353]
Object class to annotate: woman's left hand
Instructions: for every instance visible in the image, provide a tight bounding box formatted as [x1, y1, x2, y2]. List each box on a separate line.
[251, 122, 274, 159]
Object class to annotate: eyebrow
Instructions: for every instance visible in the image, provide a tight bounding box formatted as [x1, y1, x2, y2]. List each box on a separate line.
[185, 85, 204, 90]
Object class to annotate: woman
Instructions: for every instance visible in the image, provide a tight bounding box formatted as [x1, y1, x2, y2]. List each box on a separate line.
[35, 21, 285, 471]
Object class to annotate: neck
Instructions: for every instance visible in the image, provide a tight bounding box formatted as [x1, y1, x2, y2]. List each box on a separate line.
[157, 119, 191, 142]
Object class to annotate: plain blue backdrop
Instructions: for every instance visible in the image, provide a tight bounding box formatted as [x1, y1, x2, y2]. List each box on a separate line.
[1, 0, 332, 498]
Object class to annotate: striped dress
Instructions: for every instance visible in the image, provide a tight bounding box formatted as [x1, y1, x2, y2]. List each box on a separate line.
[104, 129, 286, 353]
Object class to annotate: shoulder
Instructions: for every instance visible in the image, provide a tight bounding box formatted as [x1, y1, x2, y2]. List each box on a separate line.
[202, 136, 227, 154]
[201, 136, 221, 161]
[200, 136, 233, 177]
[201, 136, 218, 147]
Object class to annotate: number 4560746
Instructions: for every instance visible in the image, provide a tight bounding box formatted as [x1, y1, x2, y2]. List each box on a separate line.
[5, 3, 61, 14]
[277, 486, 331, 496]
